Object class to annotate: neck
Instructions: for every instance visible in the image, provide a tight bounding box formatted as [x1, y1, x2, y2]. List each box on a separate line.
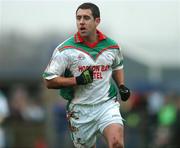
[84, 31, 98, 43]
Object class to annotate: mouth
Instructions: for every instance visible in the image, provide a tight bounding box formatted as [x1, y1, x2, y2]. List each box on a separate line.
[80, 27, 86, 32]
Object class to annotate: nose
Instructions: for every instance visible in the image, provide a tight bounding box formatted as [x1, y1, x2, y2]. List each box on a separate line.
[79, 18, 85, 25]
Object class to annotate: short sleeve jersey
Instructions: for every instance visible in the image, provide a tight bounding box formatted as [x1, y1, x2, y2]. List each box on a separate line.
[43, 30, 123, 105]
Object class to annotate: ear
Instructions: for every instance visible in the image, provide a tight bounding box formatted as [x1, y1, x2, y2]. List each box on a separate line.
[95, 18, 100, 26]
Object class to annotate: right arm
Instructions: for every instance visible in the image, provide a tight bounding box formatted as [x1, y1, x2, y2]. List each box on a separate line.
[44, 77, 77, 89]
[44, 67, 93, 89]
[43, 49, 75, 89]
[43, 49, 93, 89]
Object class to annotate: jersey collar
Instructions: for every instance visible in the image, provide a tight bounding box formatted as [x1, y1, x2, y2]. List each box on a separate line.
[74, 30, 107, 48]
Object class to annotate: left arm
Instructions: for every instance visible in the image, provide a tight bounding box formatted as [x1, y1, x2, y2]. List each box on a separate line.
[112, 68, 124, 87]
[113, 69, 130, 101]
[112, 45, 130, 101]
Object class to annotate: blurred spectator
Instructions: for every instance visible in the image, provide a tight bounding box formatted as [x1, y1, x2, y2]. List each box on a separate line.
[147, 91, 164, 119]
[5, 85, 46, 148]
[123, 92, 148, 148]
[171, 95, 180, 147]
[0, 90, 9, 148]
[52, 100, 74, 148]
[146, 91, 164, 146]
[8, 85, 30, 121]
[22, 100, 45, 122]
[154, 93, 177, 148]
[9, 85, 45, 122]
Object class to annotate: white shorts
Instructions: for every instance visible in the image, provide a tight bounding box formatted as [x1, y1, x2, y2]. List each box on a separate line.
[67, 99, 124, 148]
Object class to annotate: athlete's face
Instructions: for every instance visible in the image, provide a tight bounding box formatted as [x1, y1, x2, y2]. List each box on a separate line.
[76, 9, 100, 38]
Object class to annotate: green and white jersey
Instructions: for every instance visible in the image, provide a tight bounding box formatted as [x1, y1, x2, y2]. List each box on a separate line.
[43, 31, 123, 105]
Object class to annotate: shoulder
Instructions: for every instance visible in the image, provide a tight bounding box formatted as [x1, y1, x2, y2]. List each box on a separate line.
[105, 37, 118, 45]
[51, 37, 74, 57]
[102, 36, 120, 49]
[56, 36, 75, 51]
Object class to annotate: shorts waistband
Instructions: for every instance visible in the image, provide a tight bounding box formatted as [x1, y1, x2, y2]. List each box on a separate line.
[70, 97, 117, 108]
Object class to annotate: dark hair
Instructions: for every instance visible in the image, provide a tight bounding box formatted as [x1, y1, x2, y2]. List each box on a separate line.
[76, 2, 100, 19]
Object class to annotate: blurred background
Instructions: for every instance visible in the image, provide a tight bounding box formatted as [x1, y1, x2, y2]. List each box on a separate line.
[0, 0, 180, 148]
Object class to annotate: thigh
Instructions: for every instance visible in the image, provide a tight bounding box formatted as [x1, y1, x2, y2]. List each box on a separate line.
[67, 104, 97, 148]
[103, 123, 124, 146]
[97, 100, 124, 147]
[98, 99, 124, 134]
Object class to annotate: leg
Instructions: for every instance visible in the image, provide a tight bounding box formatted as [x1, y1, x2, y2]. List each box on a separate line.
[103, 123, 124, 148]
[67, 103, 97, 148]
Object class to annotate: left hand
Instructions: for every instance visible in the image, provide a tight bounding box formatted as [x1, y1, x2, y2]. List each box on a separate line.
[119, 85, 130, 101]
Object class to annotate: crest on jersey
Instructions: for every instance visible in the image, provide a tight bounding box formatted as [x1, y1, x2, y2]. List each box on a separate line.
[77, 53, 85, 60]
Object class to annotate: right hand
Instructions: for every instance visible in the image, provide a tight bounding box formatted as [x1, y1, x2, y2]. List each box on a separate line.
[76, 67, 93, 85]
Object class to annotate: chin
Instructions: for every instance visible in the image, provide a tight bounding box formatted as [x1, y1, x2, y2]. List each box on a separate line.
[79, 30, 88, 36]
[80, 33, 88, 38]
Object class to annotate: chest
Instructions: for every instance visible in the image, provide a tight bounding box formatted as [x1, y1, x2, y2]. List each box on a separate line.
[69, 49, 115, 67]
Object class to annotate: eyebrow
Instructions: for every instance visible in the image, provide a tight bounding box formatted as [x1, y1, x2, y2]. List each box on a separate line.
[76, 14, 91, 17]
